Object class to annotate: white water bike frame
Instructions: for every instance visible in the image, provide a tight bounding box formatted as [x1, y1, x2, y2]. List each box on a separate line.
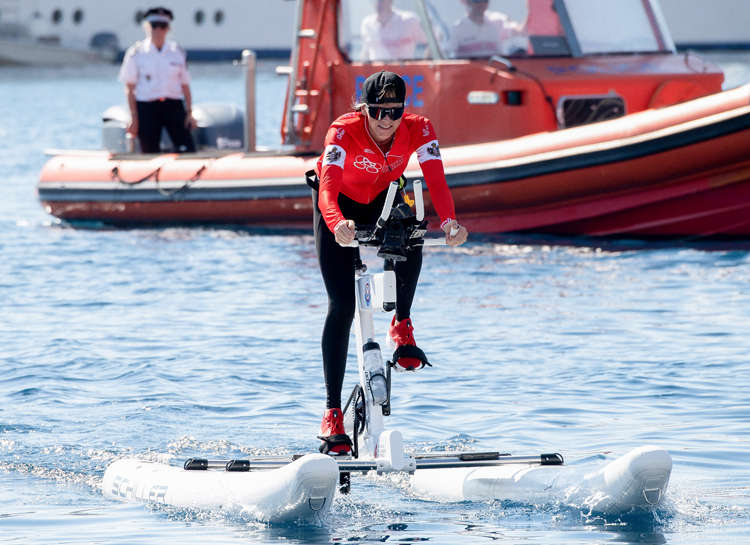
[179, 193, 564, 487]
[344, 180, 451, 473]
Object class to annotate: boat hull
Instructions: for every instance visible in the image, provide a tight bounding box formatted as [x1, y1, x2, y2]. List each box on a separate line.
[452, 108, 750, 237]
[411, 446, 672, 513]
[102, 454, 339, 523]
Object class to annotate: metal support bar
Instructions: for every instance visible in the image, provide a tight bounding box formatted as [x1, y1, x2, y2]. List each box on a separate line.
[184, 452, 563, 472]
[413, 0, 443, 60]
[242, 49, 257, 152]
[413, 453, 563, 469]
[552, 0, 581, 57]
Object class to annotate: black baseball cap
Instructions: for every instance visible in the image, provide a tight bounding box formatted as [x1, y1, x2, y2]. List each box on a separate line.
[361, 71, 406, 105]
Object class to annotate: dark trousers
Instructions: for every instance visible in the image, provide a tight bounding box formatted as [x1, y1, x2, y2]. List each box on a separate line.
[313, 188, 422, 409]
[136, 99, 195, 154]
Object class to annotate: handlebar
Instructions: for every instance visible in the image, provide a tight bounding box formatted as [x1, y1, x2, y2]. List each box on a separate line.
[378, 182, 399, 229]
[345, 225, 458, 248]
[339, 180, 460, 255]
[423, 225, 460, 246]
[343, 236, 448, 248]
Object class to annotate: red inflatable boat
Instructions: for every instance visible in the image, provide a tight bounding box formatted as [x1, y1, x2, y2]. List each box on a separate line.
[38, 0, 750, 237]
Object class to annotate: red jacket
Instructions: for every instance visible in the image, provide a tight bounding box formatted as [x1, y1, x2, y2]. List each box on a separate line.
[315, 111, 456, 233]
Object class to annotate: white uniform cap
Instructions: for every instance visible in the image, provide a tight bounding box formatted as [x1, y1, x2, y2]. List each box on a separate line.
[146, 14, 171, 23]
[144, 7, 173, 24]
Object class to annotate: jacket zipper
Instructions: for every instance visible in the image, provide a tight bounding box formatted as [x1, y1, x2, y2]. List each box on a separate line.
[364, 117, 395, 203]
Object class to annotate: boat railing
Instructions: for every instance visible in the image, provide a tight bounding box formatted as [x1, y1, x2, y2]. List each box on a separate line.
[240, 50, 256, 153]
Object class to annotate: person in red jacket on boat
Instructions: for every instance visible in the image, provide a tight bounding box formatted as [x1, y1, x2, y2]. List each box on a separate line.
[310, 71, 468, 455]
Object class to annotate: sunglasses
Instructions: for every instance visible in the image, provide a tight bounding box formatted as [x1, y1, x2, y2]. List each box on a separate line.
[151, 22, 169, 29]
[367, 105, 404, 121]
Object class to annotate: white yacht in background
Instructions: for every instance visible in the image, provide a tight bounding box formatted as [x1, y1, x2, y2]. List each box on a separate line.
[0, 0, 297, 65]
[0, 0, 749, 66]
[659, 0, 750, 50]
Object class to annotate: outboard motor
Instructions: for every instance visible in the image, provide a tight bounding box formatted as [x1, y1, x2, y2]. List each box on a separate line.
[101, 105, 132, 153]
[192, 102, 244, 151]
[102, 103, 245, 153]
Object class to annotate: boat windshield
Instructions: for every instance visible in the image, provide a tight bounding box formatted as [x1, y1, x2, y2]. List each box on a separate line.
[337, 0, 675, 61]
[558, 0, 675, 55]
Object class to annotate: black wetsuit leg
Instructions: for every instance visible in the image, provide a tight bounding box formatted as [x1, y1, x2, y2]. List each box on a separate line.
[394, 245, 422, 322]
[313, 189, 357, 410]
[313, 188, 422, 409]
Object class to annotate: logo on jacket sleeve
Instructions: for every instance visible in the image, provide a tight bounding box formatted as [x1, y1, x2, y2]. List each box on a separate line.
[417, 140, 442, 163]
[322, 144, 346, 167]
[327, 147, 341, 162]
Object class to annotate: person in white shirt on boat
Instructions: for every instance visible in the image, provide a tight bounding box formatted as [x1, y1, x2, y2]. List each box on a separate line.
[118, 7, 196, 154]
[360, 0, 427, 61]
[447, 0, 525, 58]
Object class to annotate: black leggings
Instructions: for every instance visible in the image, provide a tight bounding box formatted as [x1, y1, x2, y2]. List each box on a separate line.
[313, 188, 422, 409]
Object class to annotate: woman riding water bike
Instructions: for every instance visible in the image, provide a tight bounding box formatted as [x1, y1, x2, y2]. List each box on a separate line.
[311, 71, 468, 455]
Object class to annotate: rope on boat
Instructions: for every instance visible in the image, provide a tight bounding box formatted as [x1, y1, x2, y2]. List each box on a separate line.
[111, 165, 162, 185]
[155, 165, 207, 199]
[111, 164, 208, 200]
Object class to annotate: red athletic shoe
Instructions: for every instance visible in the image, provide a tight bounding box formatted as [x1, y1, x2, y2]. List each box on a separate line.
[318, 408, 352, 456]
[387, 316, 429, 372]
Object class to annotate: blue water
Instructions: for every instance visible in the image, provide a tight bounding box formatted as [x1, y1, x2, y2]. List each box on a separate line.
[2, 57, 750, 544]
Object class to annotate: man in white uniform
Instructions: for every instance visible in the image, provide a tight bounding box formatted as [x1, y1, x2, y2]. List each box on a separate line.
[118, 7, 196, 153]
[360, 0, 426, 61]
[447, 0, 524, 58]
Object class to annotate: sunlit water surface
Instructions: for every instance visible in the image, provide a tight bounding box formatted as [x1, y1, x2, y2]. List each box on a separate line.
[1, 55, 749, 544]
